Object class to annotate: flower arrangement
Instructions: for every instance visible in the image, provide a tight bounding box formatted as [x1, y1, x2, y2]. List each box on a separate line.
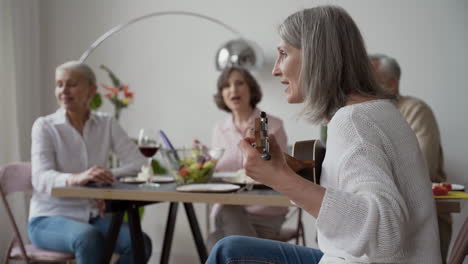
[89, 65, 168, 175]
[89, 65, 134, 120]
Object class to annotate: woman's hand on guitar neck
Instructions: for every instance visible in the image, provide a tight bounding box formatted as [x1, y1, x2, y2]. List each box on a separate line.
[238, 134, 295, 189]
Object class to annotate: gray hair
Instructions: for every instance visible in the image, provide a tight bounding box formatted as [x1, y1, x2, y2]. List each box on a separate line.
[369, 54, 401, 81]
[278, 6, 394, 123]
[56, 61, 96, 86]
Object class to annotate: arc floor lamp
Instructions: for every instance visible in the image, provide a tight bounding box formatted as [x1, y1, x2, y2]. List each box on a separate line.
[78, 10, 263, 71]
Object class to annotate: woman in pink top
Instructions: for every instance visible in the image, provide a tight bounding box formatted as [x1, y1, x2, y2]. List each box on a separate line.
[206, 66, 288, 250]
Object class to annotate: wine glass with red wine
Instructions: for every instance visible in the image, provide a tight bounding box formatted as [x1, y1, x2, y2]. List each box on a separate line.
[138, 128, 161, 188]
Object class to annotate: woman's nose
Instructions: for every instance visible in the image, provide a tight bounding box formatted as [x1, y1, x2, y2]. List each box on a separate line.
[62, 85, 71, 93]
[228, 84, 237, 92]
[272, 59, 281, 76]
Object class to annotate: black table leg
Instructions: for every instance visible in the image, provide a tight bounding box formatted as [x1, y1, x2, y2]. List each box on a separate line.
[128, 205, 146, 264]
[183, 203, 208, 263]
[104, 211, 124, 263]
[160, 202, 179, 264]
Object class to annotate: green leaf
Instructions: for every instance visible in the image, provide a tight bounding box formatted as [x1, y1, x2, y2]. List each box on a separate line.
[100, 64, 121, 87]
[89, 93, 102, 110]
[151, 159, 168, 174]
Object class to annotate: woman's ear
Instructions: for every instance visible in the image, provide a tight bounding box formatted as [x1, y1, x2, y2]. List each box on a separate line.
[86, 84, 98, 105]
[89, 84, 97, 98]
[388, 79, 399, 95]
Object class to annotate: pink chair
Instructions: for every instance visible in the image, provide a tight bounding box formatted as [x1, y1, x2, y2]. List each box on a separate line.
[0, 162, 74, 264]
[448, 217, 468, 264]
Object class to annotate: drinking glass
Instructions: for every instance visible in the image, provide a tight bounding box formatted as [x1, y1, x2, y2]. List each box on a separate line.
[138, 128, 161, 188]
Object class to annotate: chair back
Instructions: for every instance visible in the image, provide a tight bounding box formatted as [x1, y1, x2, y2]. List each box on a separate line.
[448, 217, 468, 264]
[0, 162, 32, 263]
[0, 162, 33, 195]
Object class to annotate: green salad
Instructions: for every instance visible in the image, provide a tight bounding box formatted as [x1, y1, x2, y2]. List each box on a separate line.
[173, 149, 217, 184]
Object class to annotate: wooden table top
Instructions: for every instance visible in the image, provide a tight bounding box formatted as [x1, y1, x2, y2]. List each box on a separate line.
[52, 182, 294, 207]
[52, 182, 464, 213]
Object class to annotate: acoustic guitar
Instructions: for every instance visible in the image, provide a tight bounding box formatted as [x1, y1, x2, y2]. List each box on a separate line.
[291, 139, 326, 184]
[254, 113, 326, 184]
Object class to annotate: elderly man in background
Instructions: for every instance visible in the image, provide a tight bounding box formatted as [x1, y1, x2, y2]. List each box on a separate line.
[370, 53, 451, 263]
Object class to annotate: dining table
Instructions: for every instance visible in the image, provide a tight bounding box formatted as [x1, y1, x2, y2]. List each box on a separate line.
[51, 180, 292, 264]
[51, 180, 466, 264]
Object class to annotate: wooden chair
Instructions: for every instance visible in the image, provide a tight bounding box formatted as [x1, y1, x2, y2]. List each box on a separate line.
[448, 217, 468, 264]
[274, 207, 306, 246]
[0, 162, 74, 264]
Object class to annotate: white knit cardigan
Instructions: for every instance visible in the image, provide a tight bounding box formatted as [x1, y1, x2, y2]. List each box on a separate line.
[316, 100, 441, 264]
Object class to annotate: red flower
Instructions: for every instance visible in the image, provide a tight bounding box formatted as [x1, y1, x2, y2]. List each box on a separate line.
[101, 83, 119, 94]
[120, 84, 134, 98]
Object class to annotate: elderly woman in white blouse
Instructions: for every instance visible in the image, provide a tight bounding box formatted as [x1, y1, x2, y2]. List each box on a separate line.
[28, 61, 152, 264]
[207, 5, 441, 264]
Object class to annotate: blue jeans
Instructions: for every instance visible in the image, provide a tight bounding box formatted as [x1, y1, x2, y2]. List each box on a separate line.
[28, 214, 152, 264]
[206, 235, 323, 264]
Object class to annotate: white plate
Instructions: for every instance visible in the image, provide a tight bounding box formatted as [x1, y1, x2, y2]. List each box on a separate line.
[222, 177, 261, 186]
[432, 183, 465, 191]
[120, 177, 146, 184]
[451, 184, 465, 191]
[176, 183, 240, 193]
[151, 176, 174, 183]
[213, 171, 238, 178]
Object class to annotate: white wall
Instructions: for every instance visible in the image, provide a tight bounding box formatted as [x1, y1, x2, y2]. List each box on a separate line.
[30, 0, 468, 263]
[12, 0, 41, 161]
[0, 0, 40, 261]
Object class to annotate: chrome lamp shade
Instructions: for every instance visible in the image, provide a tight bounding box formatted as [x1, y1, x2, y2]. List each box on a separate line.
[215, 39, 263, 71]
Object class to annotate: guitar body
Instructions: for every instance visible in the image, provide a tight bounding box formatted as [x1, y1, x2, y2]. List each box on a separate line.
[291, 140, 326, 184]
[253, 114, 326, 184]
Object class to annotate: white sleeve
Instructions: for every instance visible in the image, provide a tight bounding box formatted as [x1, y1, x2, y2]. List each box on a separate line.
[109, 117, 146, 177]
[31, 118, 71, 194]
[316, 142, 409, 258]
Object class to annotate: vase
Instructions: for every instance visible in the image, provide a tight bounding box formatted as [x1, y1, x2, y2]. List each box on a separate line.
[114, 108, 122, 121]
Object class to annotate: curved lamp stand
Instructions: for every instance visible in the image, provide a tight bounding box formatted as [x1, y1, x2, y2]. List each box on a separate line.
[79, 11, 263, 71]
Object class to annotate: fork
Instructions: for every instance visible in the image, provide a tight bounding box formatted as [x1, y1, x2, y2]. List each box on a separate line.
[237, 183, 254, 192]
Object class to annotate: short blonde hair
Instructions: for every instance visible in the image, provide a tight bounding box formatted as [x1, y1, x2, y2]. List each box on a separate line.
[56, 61, 96, 86]
[279, 6, 394, 123]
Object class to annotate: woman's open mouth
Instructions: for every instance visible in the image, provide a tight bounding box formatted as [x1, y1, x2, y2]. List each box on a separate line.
[231, 96, 241, 104]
